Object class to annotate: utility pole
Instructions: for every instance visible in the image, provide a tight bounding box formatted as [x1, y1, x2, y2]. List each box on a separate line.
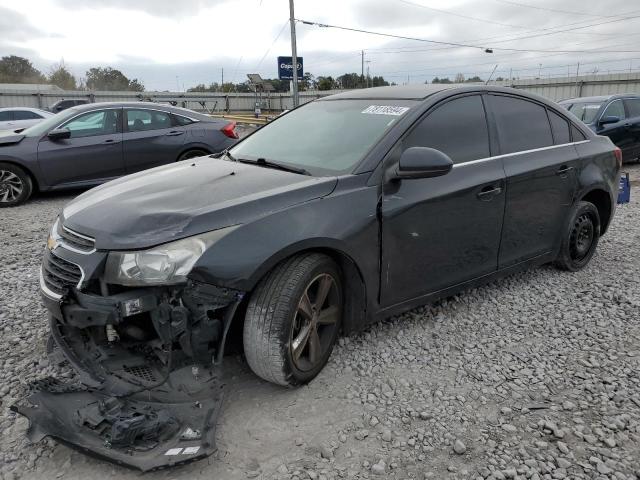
[361, 50, 365, 88]
[221, 67, 224, 90]
[366, 61, 371, 88]
[289, 0, 299, 107]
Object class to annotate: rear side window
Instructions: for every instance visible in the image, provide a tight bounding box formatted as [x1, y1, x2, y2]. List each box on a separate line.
[14, 110, 42, 120]
[625, 98, 640, 118]
[173, 115, 195, 126]
[126, 109, 173, 131]
[0, 111, 13, 121]
[490, 95, 553, 154]
[404, 95, 490, 164]
[602, 99, 625, 120]
[547, 110, 571, 145]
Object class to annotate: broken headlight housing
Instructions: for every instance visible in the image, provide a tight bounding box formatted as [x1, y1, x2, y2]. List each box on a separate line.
[104, 226, 237, 286]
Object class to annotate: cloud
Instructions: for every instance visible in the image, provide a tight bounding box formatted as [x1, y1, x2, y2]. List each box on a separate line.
[52, 0, 229, 18]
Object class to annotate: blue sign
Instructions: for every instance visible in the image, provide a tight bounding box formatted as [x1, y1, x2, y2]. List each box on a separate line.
[278, 56, 303, 80]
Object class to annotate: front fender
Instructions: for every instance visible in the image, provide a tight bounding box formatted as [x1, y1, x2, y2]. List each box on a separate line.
[188, 175, 380, 297]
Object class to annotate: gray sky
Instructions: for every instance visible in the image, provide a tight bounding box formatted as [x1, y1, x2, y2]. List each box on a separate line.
[1, 0, 639, 90]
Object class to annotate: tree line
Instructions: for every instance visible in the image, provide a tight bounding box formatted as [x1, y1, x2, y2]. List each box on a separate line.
[0, 55, 144, 91]
[1, 55, 394, 93]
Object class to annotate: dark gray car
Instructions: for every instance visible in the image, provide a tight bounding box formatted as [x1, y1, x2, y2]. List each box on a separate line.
[0, 102, 239, 206]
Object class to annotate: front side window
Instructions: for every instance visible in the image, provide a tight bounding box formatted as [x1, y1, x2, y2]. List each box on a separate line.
[62, 110, 119, 138]
[490, 95, 553, 155]
[403, 95, 490, 164]
[230, 99, 417, 175]
[602, 99, 625, 121]
[126, 109, 173, 132]
[14, 110, 43, 120]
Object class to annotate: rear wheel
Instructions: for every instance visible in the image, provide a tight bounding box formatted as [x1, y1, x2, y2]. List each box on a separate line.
[243, 253, 343, 386]
[554, 201, 600, 271]
[0, 162, 33, 207]
[177, 149, 209, 162]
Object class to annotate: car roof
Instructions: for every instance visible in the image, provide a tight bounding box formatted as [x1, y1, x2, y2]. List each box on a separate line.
[558, 93, 640, 104]
[0, 106, 51, 112]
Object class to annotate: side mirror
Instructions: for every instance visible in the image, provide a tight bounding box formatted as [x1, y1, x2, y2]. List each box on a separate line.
[394, 147, 453, 179]
[47, 128, 71, 141]
[599, 115, 620, 126]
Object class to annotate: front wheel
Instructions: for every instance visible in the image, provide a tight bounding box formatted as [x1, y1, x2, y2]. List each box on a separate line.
[243, 253, 343, 387]
[0, 162, 33, 207]
[554, 201, 600, 271]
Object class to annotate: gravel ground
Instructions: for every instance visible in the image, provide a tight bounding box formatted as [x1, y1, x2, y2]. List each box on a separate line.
[1, 165, 640, 480]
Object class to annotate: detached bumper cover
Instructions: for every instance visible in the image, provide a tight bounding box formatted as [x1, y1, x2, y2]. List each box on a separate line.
[11, 374, 223, 472]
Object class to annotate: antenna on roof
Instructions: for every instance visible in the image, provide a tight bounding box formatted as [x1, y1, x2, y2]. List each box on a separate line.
[485, 65, 499, 85]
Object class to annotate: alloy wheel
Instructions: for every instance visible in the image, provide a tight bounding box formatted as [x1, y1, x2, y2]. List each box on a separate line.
[0, 170, 24, 203]
[290, 273, 341, 372]
[569, 213, 595, 261]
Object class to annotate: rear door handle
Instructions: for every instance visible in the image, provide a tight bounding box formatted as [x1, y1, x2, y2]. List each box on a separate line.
[477, 185, 502, 201]
[103, 139, 121, 145]
[165, 131, 185, 136]
[556, 165, 574, 176]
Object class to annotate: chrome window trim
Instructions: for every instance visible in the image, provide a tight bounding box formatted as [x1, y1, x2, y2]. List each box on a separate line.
[452, 140, 590, 168]
[124, 107, 200, 123]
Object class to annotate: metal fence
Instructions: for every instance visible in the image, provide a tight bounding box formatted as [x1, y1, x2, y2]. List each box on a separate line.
[3, 72, 640, 111]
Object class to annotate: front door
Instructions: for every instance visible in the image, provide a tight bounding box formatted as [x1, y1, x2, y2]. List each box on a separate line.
[381, 94, 505, 307]
[623, 97, 640, 161]
[597, 99, 635, 161]
[486, 94, 579, 267]
[122, 108, 186, 174]
[37, 108, 124, 187]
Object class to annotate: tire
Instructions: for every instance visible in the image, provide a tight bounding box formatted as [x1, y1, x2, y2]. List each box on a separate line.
[243, 253, 343, 387]
[0, 162, 33, 207]
[177, 149, 209, 162]
[554, 201, 600, 271]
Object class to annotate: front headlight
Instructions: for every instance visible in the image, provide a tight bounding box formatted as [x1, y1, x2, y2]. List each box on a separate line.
[103, 227, 238, 286]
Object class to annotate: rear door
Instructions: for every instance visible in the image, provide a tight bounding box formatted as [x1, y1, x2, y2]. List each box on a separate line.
[122, 108, 187, 174]
[596, 99, 634, 161]
[37, 108, 125, 187]
[487, 94, 579, 268]
[623, 98, 640, 161]
[381, 94, 506, 307]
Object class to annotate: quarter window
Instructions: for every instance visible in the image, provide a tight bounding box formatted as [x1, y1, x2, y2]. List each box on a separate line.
[490, 95, 553, 154]
[601, 99, 625, 120]
[126, 109, 173, 131]
[547, 110, 571, 145]
[404, 95, 490, 164]
[624, 98, 640, 118]
[62, 110, 119, 138]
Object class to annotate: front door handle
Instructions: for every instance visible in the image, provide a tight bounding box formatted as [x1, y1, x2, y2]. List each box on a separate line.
[165, 131, 185, 136]
[477, 185, 502, 201]
[103, 139, 121, 145]
[556, 165, 574, 176]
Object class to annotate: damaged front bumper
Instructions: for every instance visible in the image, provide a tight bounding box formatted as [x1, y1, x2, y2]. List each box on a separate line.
[12, 248, 245, 471]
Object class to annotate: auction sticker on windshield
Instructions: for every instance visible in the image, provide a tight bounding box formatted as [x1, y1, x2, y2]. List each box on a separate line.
[362, 105, 410, 116]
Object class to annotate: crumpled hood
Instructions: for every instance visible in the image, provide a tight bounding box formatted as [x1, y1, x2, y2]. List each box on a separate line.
[62, 157, 337, 250]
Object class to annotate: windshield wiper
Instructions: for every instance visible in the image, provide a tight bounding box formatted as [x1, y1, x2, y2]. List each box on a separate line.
[238, 158, 311, 176]
[212, 148, 237, 161]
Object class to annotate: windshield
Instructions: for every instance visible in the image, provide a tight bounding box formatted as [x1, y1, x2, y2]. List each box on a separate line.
[565, 102, 603, 124]
[230, 99, 417, 175]
[21, 107, 81, 137]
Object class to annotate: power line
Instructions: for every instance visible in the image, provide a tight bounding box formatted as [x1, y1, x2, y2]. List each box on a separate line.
[396, 0, 526, 29]
[492, 0, 621, 18]
[297, 18, 640, 55]
[255, 20, 289, 70]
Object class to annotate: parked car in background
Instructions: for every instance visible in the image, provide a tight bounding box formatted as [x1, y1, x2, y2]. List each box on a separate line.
[559, 94, 640, 163]
[0, 107, 53, 132]
[0, 102, 239, 206]
[48, 98, 90, 113]
[14, 85, 620, 471]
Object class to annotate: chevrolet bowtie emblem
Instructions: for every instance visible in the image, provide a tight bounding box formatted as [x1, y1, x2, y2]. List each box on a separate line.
[47, 236, 58, 251]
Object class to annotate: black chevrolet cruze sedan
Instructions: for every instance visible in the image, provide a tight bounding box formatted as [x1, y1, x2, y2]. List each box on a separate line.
[15, 85, 620, 470]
